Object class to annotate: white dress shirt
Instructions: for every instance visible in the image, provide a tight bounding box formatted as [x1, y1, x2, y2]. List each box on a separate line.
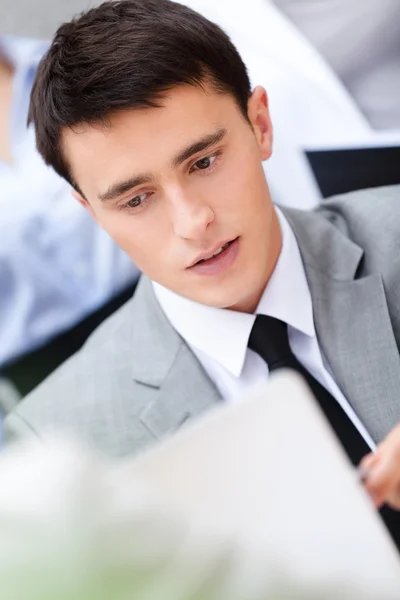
[153, 207, 376, 450]
[0, 36, 139, 367]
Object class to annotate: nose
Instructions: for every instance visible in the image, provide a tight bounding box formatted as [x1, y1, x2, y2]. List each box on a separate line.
[171, 191, 215, 240]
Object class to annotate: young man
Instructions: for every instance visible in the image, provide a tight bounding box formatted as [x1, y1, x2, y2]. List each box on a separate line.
[5, 0, 400, 529]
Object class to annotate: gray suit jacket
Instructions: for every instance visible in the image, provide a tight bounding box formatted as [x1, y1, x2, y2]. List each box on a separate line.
[5, 186, 400, 457]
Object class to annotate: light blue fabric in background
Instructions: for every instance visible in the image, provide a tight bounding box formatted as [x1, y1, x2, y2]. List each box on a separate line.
[0, 36, 139, 367]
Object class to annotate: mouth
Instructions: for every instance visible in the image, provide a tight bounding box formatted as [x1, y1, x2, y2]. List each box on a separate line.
[187, 237, 240, 276]
[196, 241, 232, 264]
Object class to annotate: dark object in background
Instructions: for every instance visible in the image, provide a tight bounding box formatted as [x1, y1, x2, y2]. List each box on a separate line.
[306, 146, 400, 198]
[1, 283, 137, 397]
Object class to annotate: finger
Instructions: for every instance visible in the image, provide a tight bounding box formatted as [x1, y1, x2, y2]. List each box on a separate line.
[359, 452, 380, 482]
[386, 484, 400, 511]
[369, 489, 386, 509]
[360, 451, 380, 470]
[364, 448, 400, 507]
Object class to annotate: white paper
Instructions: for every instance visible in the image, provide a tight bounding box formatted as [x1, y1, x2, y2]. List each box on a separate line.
[124, 371, 400, 598]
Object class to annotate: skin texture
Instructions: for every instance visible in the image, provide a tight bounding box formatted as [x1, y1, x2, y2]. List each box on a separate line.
[62, 80, 400, 510]
[66, 83, 281, 314]
[361, 426, 400, 510]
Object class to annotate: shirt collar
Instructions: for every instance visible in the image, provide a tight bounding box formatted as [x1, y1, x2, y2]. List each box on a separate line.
[153, 207, 315, 378]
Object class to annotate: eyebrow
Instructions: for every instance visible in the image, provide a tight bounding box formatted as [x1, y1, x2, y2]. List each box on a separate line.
[98, 127, 227, 203]
[172, 127, 227, 167]
[98, 174, 154, 202]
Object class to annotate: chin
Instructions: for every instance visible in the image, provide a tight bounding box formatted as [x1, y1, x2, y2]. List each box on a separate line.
[225, 275, 265, 313]
[199, 284, 255, 312]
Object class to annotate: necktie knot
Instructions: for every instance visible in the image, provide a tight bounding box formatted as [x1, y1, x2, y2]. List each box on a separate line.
[248, 314, 294, 370]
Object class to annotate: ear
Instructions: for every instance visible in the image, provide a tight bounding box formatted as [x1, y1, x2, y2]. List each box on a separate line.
[71, 188, 99, 223]
[247, 86, 273, 161]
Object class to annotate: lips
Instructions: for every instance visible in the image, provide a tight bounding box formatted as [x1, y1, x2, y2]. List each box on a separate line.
[187, 237, 240, 276]
[195, 241, 231, 264]
[188, 239, 236, 268]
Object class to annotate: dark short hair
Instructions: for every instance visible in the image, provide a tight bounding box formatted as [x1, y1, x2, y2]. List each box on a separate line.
[29, 0, 252, 190]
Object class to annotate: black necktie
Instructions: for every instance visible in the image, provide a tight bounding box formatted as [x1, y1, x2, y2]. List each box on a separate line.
[248, 314, 400, 552]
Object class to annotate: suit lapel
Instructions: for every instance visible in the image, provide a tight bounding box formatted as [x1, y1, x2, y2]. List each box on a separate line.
[130, 277, 221, 440]
[283, 207, 400, 443]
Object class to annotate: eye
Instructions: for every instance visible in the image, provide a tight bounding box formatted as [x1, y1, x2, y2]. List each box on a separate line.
[126, 193, 148, 209]
[191, 153, 217, 172]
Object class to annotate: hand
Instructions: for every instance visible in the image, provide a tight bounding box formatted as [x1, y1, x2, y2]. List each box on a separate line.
[360, 424, 400, 510]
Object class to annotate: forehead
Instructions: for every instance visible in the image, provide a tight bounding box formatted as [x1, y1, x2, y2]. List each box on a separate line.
[62, 84, 242, 196]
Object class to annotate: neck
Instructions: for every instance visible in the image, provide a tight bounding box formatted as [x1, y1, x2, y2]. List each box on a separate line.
[234, 206, 282, 314]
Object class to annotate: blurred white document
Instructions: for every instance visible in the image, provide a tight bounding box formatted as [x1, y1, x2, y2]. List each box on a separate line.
[127, 371, 400, 598]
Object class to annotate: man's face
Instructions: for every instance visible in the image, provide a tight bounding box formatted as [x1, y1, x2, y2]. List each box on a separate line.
[64, 83, 280, 312]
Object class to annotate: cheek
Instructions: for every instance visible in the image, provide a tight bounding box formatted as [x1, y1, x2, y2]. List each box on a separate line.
[98, 212, 146, 255]
[203, 157, 251, 215]
[97, 211, 170, 274]
[224, 160, 266, 218]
